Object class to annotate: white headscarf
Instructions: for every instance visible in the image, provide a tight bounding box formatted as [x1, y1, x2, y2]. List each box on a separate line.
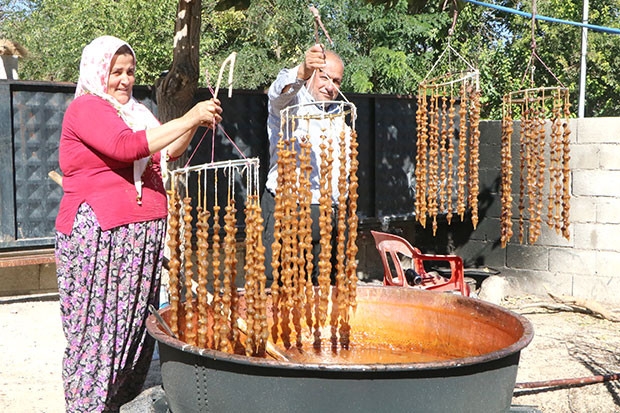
[76, 35, 161, 204]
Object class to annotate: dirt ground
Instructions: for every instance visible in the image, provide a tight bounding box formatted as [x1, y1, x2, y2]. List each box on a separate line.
[0, 292, 619, 413]
[506, 295, 620, 413]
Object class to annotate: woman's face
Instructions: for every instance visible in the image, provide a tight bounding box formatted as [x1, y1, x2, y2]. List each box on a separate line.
[107, 52, 135, 104]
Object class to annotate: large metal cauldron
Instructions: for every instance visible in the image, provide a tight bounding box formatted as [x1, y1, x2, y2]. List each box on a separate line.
[147, 285, 533, 413]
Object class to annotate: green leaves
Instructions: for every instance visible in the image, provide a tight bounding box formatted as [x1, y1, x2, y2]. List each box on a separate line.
[0, 0, 177, 84]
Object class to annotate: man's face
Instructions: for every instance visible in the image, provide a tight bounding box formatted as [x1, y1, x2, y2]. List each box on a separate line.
[307, 56, 343, 102]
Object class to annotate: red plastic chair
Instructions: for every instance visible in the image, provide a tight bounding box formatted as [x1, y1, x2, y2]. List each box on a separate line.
[370, 230, 470, 296]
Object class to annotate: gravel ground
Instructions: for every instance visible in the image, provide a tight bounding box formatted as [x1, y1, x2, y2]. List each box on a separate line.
[1, 293, 619, 412]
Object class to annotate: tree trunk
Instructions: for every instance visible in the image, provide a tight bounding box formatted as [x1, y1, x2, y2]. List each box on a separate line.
[155, 0, 202, 166]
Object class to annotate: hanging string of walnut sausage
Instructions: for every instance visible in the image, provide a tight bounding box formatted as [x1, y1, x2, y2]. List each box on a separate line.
[500, 87, 572, 247]
[415, 71, 481, 234]
[160, 101, 359, 358]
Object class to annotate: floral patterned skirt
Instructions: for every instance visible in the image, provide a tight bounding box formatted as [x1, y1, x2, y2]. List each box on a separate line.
[55, 203, 166, 412]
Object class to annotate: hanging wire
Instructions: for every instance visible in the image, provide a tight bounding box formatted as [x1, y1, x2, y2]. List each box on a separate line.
[518, 0, 566, 89]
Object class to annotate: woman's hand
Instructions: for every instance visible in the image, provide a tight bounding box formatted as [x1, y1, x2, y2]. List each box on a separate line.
[146, 98, 223, 157]
[186, 98, 223, 129]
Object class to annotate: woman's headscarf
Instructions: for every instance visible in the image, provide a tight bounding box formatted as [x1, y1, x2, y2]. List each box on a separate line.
[76, 35, 162, 204]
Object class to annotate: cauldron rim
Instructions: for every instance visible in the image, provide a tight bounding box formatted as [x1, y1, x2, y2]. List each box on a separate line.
[147, 285, 533, 372]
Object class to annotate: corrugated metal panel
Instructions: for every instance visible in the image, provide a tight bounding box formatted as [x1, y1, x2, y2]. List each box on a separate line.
[13, 89, 69, 240]
[0, 83, 16, 244]
[373, 97, 418, 218]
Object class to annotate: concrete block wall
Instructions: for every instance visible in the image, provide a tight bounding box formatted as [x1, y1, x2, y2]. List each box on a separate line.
[458, 117, 620, 305]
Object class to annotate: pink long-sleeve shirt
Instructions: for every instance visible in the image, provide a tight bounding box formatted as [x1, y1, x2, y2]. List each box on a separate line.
[55, 94, 167, 234]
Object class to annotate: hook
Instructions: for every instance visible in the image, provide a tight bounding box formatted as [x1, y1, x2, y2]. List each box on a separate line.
[214, 52, 237, 98]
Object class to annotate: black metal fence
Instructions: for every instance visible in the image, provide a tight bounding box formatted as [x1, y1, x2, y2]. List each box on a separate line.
[0, 80, 425, 251]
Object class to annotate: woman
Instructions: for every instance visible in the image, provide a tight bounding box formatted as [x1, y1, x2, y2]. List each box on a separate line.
[54, 35, 221, 412]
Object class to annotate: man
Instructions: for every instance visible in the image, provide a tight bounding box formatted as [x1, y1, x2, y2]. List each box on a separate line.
[261, 43, 348, 285]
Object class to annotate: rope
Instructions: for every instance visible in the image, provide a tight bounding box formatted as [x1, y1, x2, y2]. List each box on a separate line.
[422, 42, 477, 84]
[517, 0, 566, 89]
[183, 62, 246, 168]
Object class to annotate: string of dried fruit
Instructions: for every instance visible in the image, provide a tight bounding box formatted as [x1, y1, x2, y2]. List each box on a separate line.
[280, 137, 298, 312]
[245, 192, 268, 356]
[242, 164, 267, 356]
[456, 83, 469, 221]
[438, 92, 449, 217]
[290, 137, 304, 315]
[527, 102, 542, 244]
[211, 203, 224, 351]
[298, 135, 315, 330]
[279, 137, 300, 346]
[270, 136, 286, 310]
[243, 193, 258, 356]
[253, 195, 269, 357]
[560, 97, 572, 239]
[332, 127, 349, 338]
[467, 86, 481, 229]
[338, 128, 359, 350]
[427, 93, 440, 235]
[196, 203, 210, 348]
[547, 94, 563, 233]
[415, 88, 429, 228]
[324, 139, 337, 333]
[344, 129, 360, 318]
[499, 101, 514, 248]
[166, 187, 181, 336]
[194, 171, 210, 348]
[523, 102, 537, 244]
[445, 95, 457, 225]
[220, 195, 238, 353]
[316, 135, 334, 329]
[530, 105, 547, 244]
[524, 102, 536, 243]
[517, 104, 527, 244]
[182, 196, 196, 345]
